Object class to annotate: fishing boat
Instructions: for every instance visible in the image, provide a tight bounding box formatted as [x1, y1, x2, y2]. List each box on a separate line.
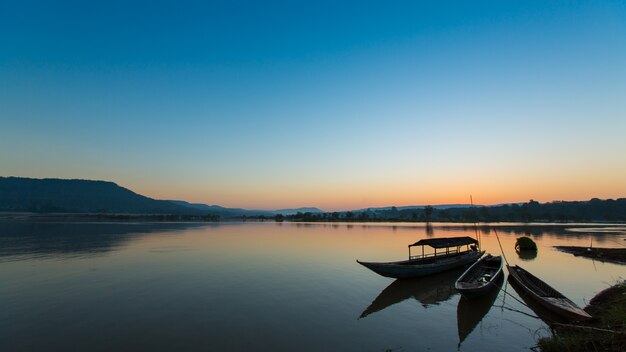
[506, 265, 592, 321]
[357, 236, 484, 279]
[457, 274, 503, 346]
[455, 254, 503, 298]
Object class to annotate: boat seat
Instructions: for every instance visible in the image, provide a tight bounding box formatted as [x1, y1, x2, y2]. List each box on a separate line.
[479, 273, 492, 283]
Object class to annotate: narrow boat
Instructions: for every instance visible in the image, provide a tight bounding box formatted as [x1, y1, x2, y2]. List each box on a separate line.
[457, 274, 503, 346]
[357, 236, 484, 279]
[506, 265, 592, 321]
[455, 254, 503, 298]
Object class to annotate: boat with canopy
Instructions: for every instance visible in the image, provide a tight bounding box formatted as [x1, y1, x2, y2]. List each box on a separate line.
[357, 236, 484, 279]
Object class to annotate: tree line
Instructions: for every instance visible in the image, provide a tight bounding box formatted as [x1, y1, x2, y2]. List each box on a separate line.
[268, 198, 626, 223]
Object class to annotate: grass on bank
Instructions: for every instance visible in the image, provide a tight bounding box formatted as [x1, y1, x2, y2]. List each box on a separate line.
[538, 280, 626, 352]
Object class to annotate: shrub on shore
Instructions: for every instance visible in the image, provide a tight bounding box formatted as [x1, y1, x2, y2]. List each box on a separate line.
[515, 236, 538, 251]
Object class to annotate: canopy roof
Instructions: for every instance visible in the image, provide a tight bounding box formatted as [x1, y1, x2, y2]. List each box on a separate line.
[409, 236, 478, 249]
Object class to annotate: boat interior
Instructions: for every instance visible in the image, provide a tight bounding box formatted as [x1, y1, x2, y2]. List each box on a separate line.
[459, 256, 501, 283]
[512, 266, 565, 298]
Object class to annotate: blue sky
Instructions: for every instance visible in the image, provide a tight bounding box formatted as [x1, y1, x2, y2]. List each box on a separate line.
[1, 1, 625, 210]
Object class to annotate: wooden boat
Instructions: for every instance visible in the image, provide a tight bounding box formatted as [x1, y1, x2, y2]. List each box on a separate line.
[455, 254, 503, 298]
[457, 274, 502, 346]
[506, 265, 592, 321]
[357, 236, 484, 279]
[508, 276, 573, 324]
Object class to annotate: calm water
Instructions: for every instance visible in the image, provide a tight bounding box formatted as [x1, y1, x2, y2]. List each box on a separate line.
[1, 221, 625, 351]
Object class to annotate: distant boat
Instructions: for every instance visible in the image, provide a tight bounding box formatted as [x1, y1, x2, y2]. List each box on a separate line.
[455, 254, 503, 298]
[506, 265, 592, 321]
[357, 236, 484, 279]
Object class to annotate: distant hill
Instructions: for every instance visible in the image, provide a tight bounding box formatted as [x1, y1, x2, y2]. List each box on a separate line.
[0, 177, 323, 217]
[169, 200, 266, 217]
[0, 177, 202, 214]
[4, 177, 623, 222]
[170, 200, 323, 217]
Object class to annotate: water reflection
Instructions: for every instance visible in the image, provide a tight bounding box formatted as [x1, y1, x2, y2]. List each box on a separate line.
[1, 221, 624, 352]
[516, 249, 538, 261]
[456, 275, 503, 346]
[426, 222, 434, 236]
[0, 221, 206, 261]
[360, 267, 464, 318]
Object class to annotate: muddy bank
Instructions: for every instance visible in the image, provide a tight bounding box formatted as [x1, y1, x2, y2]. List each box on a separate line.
[538, 281, 626, 351]
[555, 246, 626, 265]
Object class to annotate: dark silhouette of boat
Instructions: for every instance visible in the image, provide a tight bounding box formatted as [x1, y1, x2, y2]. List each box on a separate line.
[360, 267, 464, 318]
[507, 275, 571, 324]
[457, 274, 503, 346]
[506, 265, 592, 321]
[357, 236, 483, 279]
[455, 254, 503, 298]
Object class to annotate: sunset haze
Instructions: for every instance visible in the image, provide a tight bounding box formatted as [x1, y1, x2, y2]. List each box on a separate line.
[2, 1, 625, 210]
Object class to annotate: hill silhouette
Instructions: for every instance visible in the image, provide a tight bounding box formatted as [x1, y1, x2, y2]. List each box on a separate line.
[0, 177, 201, 214]
[2, 177, 624, 222]
[0, 177, 323, 217]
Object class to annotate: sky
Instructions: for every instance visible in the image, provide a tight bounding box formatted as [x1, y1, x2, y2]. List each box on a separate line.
[1, 0, 625, 210]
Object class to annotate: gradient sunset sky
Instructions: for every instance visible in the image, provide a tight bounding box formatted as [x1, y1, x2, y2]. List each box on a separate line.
[2, 1, 625, 210]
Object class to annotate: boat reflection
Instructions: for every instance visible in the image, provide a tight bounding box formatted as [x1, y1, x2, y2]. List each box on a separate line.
[360, 267, 464, 318]
[456, 274, 503, 346]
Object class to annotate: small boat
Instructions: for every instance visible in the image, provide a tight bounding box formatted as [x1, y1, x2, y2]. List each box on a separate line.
[506, 265, 592, 321]
[455, 254, 503, 298]
[457, 274, 502, 346]
[508, 276, 572, 324]
[357, 236, 484, 279]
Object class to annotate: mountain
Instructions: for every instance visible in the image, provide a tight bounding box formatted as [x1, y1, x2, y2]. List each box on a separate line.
[169, 200, 267, 217]
[0, 177, 202, 214]
[170, 201, 323, 217]
[0, 177, 323, 217]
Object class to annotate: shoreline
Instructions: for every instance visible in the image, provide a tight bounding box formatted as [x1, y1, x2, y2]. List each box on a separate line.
[1, 213, 626, 225]
[554, 246, 626, 265]
[538, 280, 626, 351]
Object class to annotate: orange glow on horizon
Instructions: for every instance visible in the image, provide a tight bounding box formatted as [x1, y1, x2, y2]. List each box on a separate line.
[130, 175, 626, 211]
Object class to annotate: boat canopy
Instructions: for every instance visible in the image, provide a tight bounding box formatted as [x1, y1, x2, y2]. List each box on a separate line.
[409, 236, 478, 249]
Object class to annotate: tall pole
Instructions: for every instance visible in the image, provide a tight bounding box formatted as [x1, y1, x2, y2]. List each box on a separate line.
[471, 195, 480, 251]
[494, 228, 510, 266]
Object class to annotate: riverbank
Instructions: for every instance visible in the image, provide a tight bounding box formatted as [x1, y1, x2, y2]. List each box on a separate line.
[555, 246, 626, 265]
[538, 280, 626, 352]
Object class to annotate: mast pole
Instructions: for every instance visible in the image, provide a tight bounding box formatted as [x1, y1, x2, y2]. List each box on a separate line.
[471, 195, 480, 251]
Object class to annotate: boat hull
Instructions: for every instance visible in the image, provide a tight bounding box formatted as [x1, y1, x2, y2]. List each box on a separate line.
[357, 251, 484, 279]
[455, 254, 503, 299]
[507, 265, 592, 321]
[457, 274, 503, 345]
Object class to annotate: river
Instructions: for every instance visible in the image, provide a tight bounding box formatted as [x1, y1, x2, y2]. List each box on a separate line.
[1, 221, 624, 351]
